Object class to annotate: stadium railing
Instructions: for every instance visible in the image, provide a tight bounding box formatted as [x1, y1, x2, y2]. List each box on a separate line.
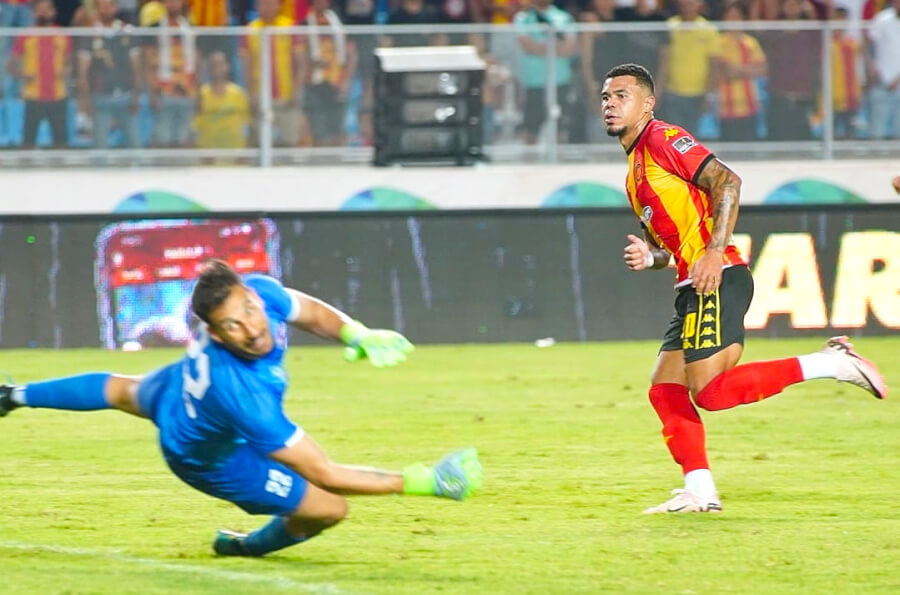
[0, 20, 895, 168]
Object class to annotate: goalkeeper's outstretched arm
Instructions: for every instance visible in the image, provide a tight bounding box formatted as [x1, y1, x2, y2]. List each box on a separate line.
[285, 288, 414, 367]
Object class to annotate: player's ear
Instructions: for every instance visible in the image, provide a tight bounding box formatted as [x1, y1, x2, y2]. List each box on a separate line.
[207, 326, 225, 344]
[644, 94, 656, 114]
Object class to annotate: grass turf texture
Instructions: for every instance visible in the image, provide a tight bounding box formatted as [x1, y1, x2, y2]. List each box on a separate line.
[0, 338, 897, 594]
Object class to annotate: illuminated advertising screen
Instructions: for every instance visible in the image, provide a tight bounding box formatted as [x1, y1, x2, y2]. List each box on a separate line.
[95, 219, 279, 349]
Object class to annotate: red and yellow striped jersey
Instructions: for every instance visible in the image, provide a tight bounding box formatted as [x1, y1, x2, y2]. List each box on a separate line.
[12, 33, 71, 102]
[831, 34, 861, 112]
[718, 33, 764, 119]
[625, 119, 746, 286]
[243, 16, 303, 102]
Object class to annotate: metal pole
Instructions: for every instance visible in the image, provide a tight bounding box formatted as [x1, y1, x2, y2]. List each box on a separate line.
[821, 24, 834, 160]
[259, 27, 274, 167]
[545, 23, 558, 164]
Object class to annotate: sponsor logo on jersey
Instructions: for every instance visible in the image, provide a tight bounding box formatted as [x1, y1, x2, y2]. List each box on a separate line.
[641, 205, 653, 223]
[664, 127, 679, 140]
[672, 136, 697, 154]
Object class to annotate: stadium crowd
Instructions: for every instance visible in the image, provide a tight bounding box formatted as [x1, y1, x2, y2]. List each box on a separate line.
[0, 0, 897, 150]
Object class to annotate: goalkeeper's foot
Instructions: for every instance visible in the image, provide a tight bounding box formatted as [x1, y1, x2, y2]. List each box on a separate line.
[643, 489, 722, 514]
[433, 447, 483, 500]
[0, 385, 20, 417]
[212, 529, 251, 556]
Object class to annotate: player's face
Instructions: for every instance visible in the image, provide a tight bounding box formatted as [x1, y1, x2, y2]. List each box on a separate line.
[600, 75, 653, 137]
[207, 284, 274, 359]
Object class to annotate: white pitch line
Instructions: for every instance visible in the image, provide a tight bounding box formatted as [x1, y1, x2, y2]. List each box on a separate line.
[0, 540, 352, 594]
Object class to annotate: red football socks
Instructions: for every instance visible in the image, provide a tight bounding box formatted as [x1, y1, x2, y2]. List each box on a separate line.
[694, 358, 804, 412]
[648, 383, 709, 474]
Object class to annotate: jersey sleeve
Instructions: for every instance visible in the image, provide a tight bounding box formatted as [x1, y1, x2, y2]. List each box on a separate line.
[245, 274, 301, 323]
[219, 375, 304, 453]
[646, 124, 715, 186]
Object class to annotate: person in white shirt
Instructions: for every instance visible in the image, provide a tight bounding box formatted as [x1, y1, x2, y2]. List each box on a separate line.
[864, 0, 900, 138]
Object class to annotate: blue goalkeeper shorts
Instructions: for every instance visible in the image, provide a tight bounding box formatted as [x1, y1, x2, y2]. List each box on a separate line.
[162, 444, 309, 516]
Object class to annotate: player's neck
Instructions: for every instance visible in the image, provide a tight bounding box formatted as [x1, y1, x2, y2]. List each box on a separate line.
[620, 115, 653, 153]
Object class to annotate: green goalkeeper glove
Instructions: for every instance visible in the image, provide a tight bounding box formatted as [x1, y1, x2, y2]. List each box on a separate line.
[402, 448, 482, 501]
[339, 320, 414, 368]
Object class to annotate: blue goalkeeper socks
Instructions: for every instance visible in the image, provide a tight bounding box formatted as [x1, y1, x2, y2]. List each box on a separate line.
[242, 516, 307, 556]
[23, 373, 111, 411]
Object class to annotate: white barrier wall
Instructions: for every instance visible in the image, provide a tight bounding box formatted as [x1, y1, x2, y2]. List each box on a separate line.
[2, 160, 898, 215]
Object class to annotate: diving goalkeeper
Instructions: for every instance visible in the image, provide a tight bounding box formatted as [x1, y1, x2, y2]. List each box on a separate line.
[0, 259, 482, 557]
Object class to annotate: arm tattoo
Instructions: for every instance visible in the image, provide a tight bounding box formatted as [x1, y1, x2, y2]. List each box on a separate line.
[695, 158, 741, 252]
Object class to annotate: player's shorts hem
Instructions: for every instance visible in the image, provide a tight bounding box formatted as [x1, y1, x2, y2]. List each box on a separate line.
[682, 339, 745, 364]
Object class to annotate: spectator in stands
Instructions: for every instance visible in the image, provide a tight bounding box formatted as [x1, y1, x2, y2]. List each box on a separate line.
[144, 0, 198, 147]
[760, 0, 820, 140]
[7, 0, 71, 148]
[138, 0, 164, 25]
[830, 5, 863, 139]
[190, 0, 230, 55]
[486, 0, 519, 22]
[716, 0, 766, 141]
[513, 0, 577, 145]
[77, 0, 142, 149]
[656, 0, 720, 134]
[750, 0, 833, 20]
[242, 0, 306, 146]
[0, 0, 34, 100]
[333, 0, 377, 145]
[428, 0, 486, 44]
[609, 0, 665, 76]
[864, 0, 900, 139]
[195, 50, 250, 151]
[387, 0, 439, 47]
[299, 0, 356, 146]
[281, 0, 310, 22]
[55, 0, 86, 25]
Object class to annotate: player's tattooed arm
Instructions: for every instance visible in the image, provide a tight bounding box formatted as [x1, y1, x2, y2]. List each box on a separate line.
[695, 157, 741, 252]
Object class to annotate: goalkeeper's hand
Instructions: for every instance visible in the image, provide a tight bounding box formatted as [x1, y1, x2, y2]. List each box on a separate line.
[339, 320, 414, 368]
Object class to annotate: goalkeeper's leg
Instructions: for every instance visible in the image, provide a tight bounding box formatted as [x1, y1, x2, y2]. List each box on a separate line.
[0, 374, 144, 417]
[214, 483, 347, 557]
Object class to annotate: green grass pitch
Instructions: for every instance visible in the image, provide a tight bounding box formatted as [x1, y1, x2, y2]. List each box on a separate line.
[1, 338, 897, 594]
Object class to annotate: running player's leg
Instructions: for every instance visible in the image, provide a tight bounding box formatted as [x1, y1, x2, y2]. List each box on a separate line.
[0, 373, 146, 418]
[645, 312, 721, 513]
[649, 349, 709, 480]
[685, 267, 887, 412]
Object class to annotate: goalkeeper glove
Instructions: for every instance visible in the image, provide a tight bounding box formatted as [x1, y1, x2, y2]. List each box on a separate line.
[402, 448, 482, 500]
[339, 320, 414, 368]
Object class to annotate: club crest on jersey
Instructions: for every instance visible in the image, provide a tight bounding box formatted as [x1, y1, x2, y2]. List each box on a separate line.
[663, 128, 679, 140]
[672, 136, 696, 154]
[634, 162, 643, 184]
[641, 205, 653, 223]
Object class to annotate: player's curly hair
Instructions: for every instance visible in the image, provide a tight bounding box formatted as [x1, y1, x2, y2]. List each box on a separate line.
[191, 259, 242, 324]
[604, 63, 655, 94]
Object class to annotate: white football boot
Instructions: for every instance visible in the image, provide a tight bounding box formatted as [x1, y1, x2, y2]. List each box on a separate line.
[643, 489, 722, 514]
[822, 336, 888, 399]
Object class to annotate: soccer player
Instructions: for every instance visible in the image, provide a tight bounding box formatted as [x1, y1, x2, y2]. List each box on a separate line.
[599, 63, 888, 514]
[0, 259, 482, 555]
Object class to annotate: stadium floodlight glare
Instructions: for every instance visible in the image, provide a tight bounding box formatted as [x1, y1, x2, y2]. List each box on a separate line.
[374, 46, 487, 167]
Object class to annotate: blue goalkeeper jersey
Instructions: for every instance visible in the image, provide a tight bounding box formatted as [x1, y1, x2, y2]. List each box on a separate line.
[141, 275, 304, 468]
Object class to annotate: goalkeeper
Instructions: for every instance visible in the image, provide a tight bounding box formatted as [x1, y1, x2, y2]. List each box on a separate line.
[0, 259, 482, 557]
